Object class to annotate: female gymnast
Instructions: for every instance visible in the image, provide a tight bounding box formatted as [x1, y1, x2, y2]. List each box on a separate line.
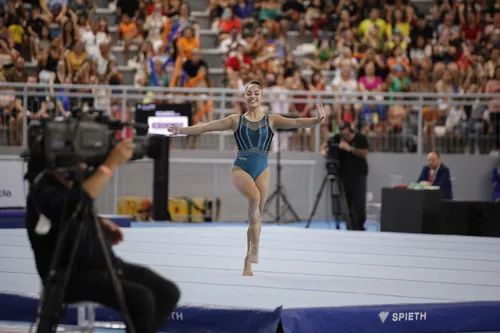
[168, 81, 325, 276]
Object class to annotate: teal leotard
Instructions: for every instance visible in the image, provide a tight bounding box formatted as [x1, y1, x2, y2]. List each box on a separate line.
[233, 114, 274, 180]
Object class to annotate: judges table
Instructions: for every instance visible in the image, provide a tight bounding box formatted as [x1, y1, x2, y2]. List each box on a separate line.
[380, 188, 500, 237]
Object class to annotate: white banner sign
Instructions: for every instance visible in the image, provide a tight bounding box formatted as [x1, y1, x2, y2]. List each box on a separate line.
[0, 159, 26, 208]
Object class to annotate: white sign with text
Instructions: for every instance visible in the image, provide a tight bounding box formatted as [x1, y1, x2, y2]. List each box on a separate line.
[0, 159, 26, 208]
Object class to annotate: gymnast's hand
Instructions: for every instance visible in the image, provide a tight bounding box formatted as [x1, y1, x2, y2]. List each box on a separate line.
[167, 124, 181, 135]
[315, 103, 326, 122]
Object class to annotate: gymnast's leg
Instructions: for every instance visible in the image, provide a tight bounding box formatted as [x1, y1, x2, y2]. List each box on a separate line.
[230, 165, 261, 276]
[253, 167, 270, 260]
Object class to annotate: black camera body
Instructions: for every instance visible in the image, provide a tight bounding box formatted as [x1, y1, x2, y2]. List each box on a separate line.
[326, 143, 342, 176]
[23, 109, 160, 183]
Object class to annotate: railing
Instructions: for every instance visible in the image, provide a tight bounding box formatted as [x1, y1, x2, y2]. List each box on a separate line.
[1, 82, 499, 154]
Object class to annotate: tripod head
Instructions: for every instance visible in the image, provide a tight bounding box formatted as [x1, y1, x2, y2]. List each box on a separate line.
[325, 158, 340, 177]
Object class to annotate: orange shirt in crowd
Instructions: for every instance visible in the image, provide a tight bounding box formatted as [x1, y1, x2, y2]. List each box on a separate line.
[119, 22, 139, 40]
[176, 37, 200, 59]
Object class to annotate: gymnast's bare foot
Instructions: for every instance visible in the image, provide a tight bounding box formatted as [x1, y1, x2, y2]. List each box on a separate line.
[243, 257, 253, 276]
[248, 237, 259, 264]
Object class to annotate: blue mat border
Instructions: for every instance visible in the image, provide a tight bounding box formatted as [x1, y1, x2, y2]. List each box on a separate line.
[281, 301, 500, 333]
[0, 293, 281, 333]
[3, 293, 500, 333]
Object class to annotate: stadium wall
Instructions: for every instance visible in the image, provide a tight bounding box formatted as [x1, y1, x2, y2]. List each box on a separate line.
[0, 147, 496, 221]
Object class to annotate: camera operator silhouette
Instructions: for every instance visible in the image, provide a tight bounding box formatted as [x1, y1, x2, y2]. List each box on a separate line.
[320, 122, 369, 231]
[26, 138, 180, 333]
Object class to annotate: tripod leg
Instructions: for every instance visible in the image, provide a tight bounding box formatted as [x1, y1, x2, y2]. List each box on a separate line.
[305, 175, 329, 228]
[91, 207, 136, 333]
[36, 216, 88, 333]
[278, 190, 300, 222]
[329, 178, 342, 230]
[262, 189, 278, 216]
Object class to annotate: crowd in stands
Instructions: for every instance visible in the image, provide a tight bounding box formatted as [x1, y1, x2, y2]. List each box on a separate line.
[0, 0, 498, 154]
[212, 0, 500, 154]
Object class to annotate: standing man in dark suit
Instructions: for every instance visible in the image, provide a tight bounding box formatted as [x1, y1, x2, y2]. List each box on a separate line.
[417, 151, 453, 200]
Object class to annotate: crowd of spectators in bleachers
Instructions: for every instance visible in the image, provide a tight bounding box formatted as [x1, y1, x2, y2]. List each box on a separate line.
[0, 0, 498, 154]
[211, 0, 500, 154]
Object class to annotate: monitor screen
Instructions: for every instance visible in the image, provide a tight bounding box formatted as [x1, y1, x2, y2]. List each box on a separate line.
[135, 103, 192, 137]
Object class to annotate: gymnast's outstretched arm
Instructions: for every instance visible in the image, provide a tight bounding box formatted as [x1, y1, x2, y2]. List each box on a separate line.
[168, 114, 238, 136]
[271, 103, 325, 130]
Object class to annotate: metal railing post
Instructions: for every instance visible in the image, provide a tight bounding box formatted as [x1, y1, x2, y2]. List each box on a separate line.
[113, 169, 119, 215]
[315, 94, 321, 153]
[22, 86, 28, 148]
[212, 163, 218, 222]
[114, 88, 128, 215]
[219, 91, 225, 151]
[417, 96, 423, 154]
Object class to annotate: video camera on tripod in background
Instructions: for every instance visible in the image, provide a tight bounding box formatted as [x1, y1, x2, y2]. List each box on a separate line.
[325, 142, 342, 176]
[305, 141, 352, 229]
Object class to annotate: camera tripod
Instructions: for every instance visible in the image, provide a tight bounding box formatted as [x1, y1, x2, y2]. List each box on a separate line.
[263, 128, 300, 224]
[32, 171, 135, 333]
[305, 164, 352, 230]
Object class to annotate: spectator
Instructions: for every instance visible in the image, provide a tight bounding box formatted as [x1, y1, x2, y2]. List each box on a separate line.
[116, 0, 139, 23]
[409, 35, 432, 77]
[290, 71, 313, 151]
[410, 15, 433, 47]
[485, 66, 500, 153]
[65, 40, 89, 79]
[37, 37, 64, 84]
[492, 158, 500, 201]
[484, 47, 500, 80]
[280, 0, 306, 39]
[176, 26, 200, 60]
[144, 4, 168, 52]
[92, 41, 116, 80]
[4, 56, 27, 83]
[41, 0, 68, 24]
[162, 3, 199, 58]
[435, 69, 466, 152]
[61, 19, 78, 50]
[386, 9, 411, 39]
[357, 8, 387, 39]
[148, 57, 170, 87]
[336, 0, 360, 27]
[303, 32, 335, 71]
[118, 13, 142, 59]
[268, 75, 294, 152]
[219, 26, 246, 55]
[360, 96, 386, 151]
[358, 61, 385, 100]
[183, 48, 208, 79]
[461, 11, 482, 43]
[461, 69, 486, 154]
[411, 69, 439, 151]
[217, 7, 242, 44]
[300, 0, 329, 41]
[233, 0, 255, 27]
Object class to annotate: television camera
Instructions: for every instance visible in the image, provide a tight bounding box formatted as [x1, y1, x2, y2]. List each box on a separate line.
[22, 108, 166, 183]
[325, 143, 342, 176]
[21, 109, 168, 333]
